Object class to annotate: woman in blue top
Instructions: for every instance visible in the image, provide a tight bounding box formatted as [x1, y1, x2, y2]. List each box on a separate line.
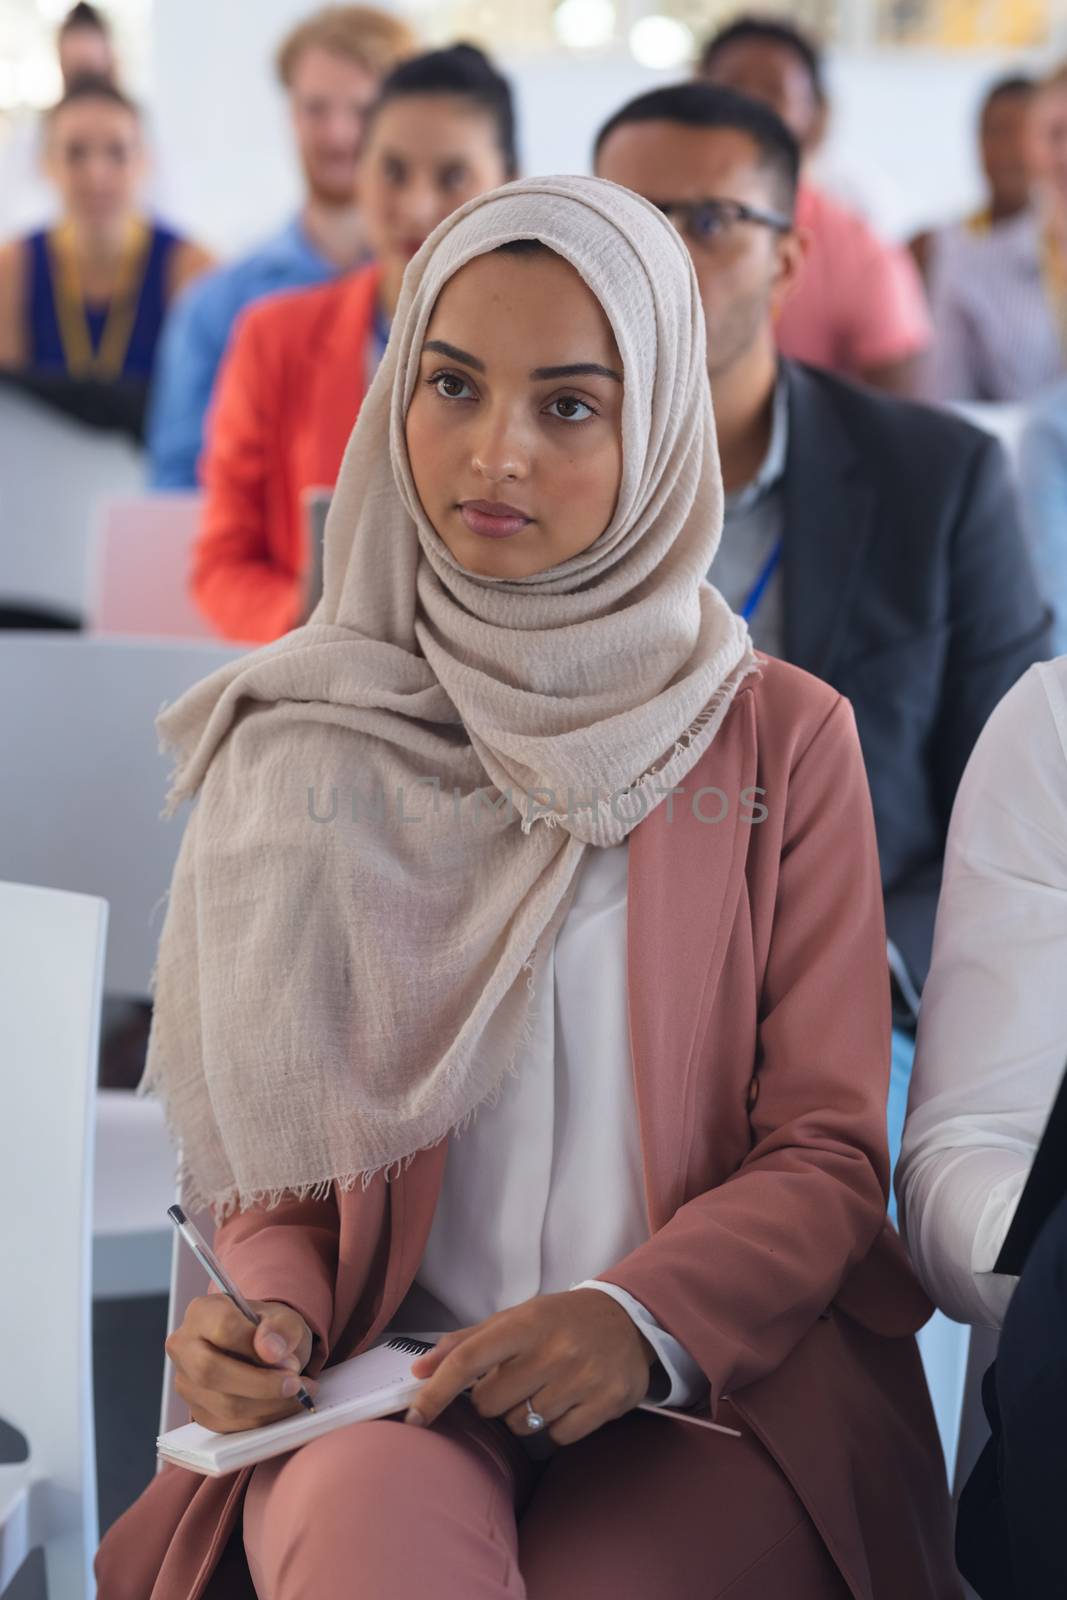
[0, 76, 213, 394]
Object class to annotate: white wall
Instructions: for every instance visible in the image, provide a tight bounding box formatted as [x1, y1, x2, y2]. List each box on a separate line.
[149, 0, 1050, 256]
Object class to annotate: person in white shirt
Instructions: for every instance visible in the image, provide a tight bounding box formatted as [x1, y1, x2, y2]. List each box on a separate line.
[897, 656, 1067, 1596]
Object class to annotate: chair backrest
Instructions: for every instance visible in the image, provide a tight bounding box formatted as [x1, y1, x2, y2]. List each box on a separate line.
[0, 386, 144, 618]
[0, 633, 243, 999]
[0, 879, 107, 1583]
[158, 1202, 214, 1446]
[88, 494, 217, 640]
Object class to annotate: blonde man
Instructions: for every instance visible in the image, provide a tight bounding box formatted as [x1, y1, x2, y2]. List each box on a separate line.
[148, 5, 416, 487]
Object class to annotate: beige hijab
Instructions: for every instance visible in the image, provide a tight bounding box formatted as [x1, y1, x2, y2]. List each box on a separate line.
[140, 175, 758, 1220]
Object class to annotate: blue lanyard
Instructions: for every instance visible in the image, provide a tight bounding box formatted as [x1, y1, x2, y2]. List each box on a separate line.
[740, 538, 783, 624]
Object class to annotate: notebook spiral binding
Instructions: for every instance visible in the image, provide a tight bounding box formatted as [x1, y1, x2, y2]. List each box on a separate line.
[383, 1336, 437, 1355]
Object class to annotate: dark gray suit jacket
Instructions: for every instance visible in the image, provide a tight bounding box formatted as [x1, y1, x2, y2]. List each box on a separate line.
[779, 361, 1050, 1005]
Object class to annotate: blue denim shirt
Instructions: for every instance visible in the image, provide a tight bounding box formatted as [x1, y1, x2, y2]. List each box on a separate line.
[1019, 377, 1067, 659]
[146, 217, 340, 489]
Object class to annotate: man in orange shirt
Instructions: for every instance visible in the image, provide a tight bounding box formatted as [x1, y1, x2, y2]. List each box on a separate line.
[191, 45, 517, 644]
[698, 15, 931, 396]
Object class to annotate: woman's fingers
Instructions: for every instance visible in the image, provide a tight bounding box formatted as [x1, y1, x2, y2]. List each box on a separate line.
[176, 1336, 320, 1404]
[251, 1303, 312, 1369]
[166, 1293, 318, 1435]
[173, 1370, 311, 1433]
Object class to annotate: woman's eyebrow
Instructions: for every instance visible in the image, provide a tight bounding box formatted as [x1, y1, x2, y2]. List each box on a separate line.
[530, 362, 623, 382]
[422, 340, 622, 385]
[423, 339, 485, 371]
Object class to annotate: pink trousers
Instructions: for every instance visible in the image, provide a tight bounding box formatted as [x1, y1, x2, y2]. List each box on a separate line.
[242, 1396, 850, 1598]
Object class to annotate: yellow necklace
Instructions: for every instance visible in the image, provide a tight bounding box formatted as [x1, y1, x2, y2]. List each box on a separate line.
[47, 216, 151, 381]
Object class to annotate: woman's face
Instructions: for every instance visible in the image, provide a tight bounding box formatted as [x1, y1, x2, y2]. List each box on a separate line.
[358, 95, 512, 276]
[45, 99, 144, 233]
[405, 249, 624, 579]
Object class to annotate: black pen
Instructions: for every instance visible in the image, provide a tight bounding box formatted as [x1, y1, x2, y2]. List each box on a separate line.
[167, 1203, 316, 1412]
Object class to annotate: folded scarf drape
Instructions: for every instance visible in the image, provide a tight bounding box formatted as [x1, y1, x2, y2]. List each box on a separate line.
[139, 175, 757, 1219]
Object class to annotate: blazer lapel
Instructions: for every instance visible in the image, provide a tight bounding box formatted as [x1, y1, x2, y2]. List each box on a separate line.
[625, 685, 758, 1232]
[781, 362, 876, 681]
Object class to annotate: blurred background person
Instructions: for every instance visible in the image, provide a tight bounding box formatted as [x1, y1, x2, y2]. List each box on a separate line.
[910, 75, 1035, 284]
[0, 3, 173, 244]
[190, 42, 517, 644]
[697, 14, 931, 396]
[595, 81, 1049, 1205]
[927, 61, 1067, 402]
[147, 4, 416, 489]
[57, 0, 116, 84]
[0, 76, 213, 435]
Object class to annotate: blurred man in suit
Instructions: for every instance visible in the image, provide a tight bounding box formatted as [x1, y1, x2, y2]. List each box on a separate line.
[596, 83, 1050, 1204]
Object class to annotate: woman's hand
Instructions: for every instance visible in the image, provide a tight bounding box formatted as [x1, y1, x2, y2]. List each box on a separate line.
[165, 1296, 320, 1433]
[405, 1289, 657, 1446]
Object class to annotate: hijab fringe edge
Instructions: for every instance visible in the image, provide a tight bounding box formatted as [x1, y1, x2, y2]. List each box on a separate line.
[139, 663, 759, 1223]
[137, 912, 546, 1229]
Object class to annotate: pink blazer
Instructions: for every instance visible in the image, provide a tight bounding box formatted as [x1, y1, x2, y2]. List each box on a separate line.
[95, 656, 959, 1600]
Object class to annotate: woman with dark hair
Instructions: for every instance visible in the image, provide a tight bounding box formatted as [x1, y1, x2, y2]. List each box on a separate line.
[189, 42, 516, 644]
[96, 175, 957, 1600]
[0, 78, 212, 411]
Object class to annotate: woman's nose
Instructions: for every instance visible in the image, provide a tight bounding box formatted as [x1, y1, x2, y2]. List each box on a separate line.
[470, 411, 529, 483]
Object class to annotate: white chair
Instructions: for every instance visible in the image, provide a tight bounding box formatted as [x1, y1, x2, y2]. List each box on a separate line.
[92, 1093, 179, 1300]
[0, 386, 144, 621]
[0, 634, 243, 1297]
[0, 880, 108, 1600]
[0, 633, 242, 1000]
[87, 495, 217, 642]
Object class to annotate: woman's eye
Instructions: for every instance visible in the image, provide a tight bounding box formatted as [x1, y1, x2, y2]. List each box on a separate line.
[546, 396, 595, 422]
[430, 371, 474, 400]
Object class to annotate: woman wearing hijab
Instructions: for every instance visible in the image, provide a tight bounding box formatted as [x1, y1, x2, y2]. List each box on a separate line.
[96, 176, 958, 1600]
[189, 43, 516, 646]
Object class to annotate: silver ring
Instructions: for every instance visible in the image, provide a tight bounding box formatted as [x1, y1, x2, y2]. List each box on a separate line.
[524, 1398, 545, 1432]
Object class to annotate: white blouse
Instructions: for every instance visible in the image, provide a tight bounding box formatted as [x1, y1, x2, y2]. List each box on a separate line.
[897, 660, 1067, 1329]
[389, 839, 706, 1407]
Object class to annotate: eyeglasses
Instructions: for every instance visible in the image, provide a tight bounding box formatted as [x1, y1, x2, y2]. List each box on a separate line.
[651, 196, 793, 248]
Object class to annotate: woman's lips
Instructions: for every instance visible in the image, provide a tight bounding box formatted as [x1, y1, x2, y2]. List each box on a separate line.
[458, 501, 533, 539]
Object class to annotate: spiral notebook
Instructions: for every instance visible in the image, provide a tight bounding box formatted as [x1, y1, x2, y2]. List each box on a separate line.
[157, 1332, 739, 1476]
[157, 1334, 442, 1477]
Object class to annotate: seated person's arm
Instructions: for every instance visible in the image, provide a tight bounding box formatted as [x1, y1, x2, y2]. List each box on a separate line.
[190, 306, 304, 643]
[165, 1190, 341, 1433]
[147, 275, 228, 490]
[897, 663, 1067, 1328]
[211, 1187, 341, 1369]
[884, 433, 1051, 999]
